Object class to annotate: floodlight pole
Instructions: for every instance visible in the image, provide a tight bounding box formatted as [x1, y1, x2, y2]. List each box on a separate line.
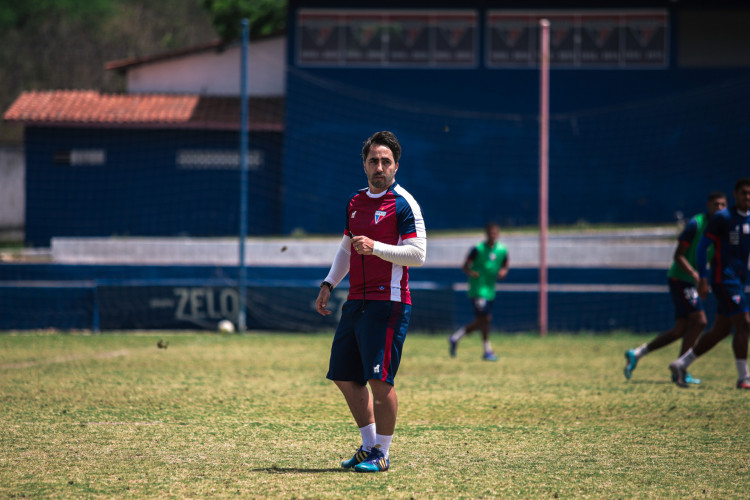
[538, 19, 550, 337]
[238, 18, 250, 332]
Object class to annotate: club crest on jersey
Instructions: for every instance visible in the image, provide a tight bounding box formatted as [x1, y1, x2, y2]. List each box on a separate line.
[733, 294, 742, 304]
[374, 210, 387, 224]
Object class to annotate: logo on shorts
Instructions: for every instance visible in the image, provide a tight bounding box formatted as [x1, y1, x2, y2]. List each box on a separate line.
[373, 364, 380, 374]
[351, 211, 357, 219]
[374, 210, 386, 224]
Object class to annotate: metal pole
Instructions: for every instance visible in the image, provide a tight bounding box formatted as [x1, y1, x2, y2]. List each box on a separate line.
[238, 18, 250, 332]
[538, 19, 550, 337]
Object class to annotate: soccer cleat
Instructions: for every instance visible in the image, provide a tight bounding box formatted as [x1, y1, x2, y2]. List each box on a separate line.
[685, 373, 701, 385]
[737, 377, 750, 389]
[354, 445, 389, 473]
[341, 446, 369, 469]
[483, 351, 498, 361]
[623, 349, 638, 380]
[669, 361, 688, 388]
[449, 337, 457, 357]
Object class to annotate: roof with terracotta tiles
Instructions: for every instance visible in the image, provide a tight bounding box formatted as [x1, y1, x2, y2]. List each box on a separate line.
[3, 90, 284, 131]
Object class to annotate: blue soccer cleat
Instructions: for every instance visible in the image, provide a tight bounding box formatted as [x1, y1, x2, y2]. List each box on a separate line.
[341, 446, 368, 469]
[623, 349, 638, 380]
[354, 445, 389, 473]
[483, 351, 498, 361]
[684, 373, 701, 385]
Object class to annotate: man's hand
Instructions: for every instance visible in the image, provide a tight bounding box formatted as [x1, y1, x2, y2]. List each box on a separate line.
[697, 277, 710, 301]
[316, 286, 332, 316]
[352, 235, 375, 255]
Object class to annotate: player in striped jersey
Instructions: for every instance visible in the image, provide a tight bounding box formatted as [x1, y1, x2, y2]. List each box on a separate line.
[670, 178, 750, 389]
[624, 191, 727, 382]
[315, 131, 426, 472]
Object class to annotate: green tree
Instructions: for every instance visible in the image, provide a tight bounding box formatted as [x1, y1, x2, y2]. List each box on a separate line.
[0, 0, 114, 30]
[0, 0, 217, 144]
[201, 0, 286, 41]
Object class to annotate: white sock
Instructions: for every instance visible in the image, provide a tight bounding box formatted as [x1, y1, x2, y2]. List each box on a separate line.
[736, 359, 749, 381]
[634, 343, 649, 358]
[450, 327, 466, 342]
[676, 348, 697, 368]
[374, 433, 393, 458]
[484, 340, 493, 354]
[360, 423, 376, 451]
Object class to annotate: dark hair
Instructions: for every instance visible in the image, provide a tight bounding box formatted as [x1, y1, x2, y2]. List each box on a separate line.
[362, 131, 401, 163]
[707, 191, 726, 202]
[485, 221, 500, 233]
[735, 178, 750, 192]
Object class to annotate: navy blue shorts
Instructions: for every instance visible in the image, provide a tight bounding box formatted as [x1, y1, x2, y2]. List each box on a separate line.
[712, 282, 749, 317]
[326, 300, 411, 386]
[471, 297, 494, 316]
[668, 278, 704, 318]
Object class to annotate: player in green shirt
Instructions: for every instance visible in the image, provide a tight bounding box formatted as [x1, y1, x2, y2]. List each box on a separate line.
[449, 222, 510, 361]
[623, 191, 727, 382]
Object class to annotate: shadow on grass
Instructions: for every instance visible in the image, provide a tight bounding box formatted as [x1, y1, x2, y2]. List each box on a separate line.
[626, 379, 676, 385]
[257, 467, 348, 474]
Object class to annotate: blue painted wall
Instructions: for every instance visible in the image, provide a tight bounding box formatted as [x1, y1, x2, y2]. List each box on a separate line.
[0, 263, 714, 333]
[24, 127, 283, 247]
[282, 1, 750, 234]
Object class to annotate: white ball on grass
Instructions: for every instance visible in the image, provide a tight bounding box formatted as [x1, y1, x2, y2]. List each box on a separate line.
[218, 319, 235, 333]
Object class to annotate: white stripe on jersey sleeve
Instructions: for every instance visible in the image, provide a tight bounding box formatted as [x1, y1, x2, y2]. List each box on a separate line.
[393, 184, 426, 238]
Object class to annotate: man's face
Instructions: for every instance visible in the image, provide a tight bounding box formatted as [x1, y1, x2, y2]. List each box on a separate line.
[486, 226, 499, 245]
[363, 144, 398, 194]
[735, 185, 750, 212]
[707, 197, 727, 216]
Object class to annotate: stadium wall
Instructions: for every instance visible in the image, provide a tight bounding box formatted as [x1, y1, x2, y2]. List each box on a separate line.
[0, 263, 717, 333]
[282, 0, 750, 234]
[24, 127, 283, 247]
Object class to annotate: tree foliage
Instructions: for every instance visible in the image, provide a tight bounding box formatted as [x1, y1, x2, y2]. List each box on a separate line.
[0, 0, 217, 144]
[201, 0, 287, 41]
[0, 0, 113, 30]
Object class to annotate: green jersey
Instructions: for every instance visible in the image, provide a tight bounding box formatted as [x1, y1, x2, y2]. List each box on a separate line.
[667, 212, 712, 283]
[467, 241, 508, 301]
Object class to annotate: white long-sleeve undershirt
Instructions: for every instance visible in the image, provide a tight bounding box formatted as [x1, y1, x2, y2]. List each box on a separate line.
[324, 234, 426, 288]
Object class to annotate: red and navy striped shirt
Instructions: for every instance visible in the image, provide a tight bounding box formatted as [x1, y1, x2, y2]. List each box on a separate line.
[344, 182, 426, 304]
[698, 206, 750, 285]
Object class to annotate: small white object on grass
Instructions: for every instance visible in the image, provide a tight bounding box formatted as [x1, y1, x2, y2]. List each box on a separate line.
[218, 319, 235, 333]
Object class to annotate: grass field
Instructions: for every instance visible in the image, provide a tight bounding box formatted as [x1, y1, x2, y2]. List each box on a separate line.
[1, 331, 748, 499]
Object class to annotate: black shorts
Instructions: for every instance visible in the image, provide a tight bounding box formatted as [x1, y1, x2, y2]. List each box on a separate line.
[326, 300, 411, 386]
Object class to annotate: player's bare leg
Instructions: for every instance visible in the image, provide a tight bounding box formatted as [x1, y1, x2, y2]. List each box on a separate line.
[670, 315, 733, 387]
[449, 315, 482, 357]
[335, 380, 379, 469]
[334, 380, 374, 428]
[731, 312, 750, 389]
[479, 314, 497, 361]
[626, 321, 686, 380]
[351, 379, 397, 472]
[693, 315, 732, 356]
[680, 311, 707, 355]
[368, 379, 397, 436]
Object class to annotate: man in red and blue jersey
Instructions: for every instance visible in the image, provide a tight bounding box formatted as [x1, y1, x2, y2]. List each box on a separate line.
[315, 131, 426, 472]
[623, 191, 727, 383]
[670, 178, 750, 389]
